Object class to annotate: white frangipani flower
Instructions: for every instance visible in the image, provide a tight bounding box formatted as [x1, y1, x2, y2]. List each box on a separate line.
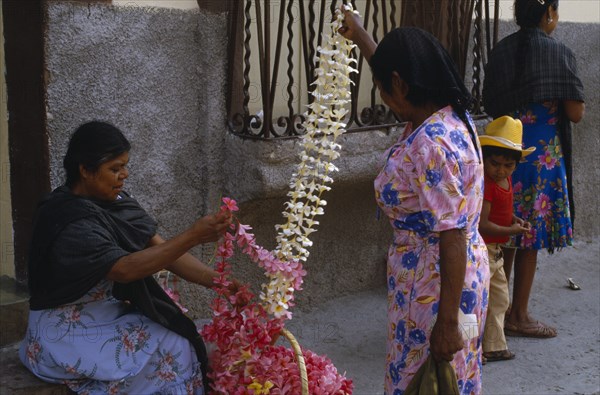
[261, 4, 358, 318]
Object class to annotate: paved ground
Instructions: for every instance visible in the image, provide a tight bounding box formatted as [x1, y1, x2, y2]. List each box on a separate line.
[291, 238, 600, 395]
[2, 239, 597, 394]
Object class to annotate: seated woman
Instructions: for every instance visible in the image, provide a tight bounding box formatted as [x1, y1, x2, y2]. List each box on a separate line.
[19, 121, 232, 394]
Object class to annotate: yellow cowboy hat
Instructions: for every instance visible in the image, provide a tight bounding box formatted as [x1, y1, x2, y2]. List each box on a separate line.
[479, 116, 536, 157]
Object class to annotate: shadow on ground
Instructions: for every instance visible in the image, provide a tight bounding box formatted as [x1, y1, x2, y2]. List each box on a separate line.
[292, 239, 600, 395]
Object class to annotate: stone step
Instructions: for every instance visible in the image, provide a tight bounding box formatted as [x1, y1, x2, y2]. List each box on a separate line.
[0, 276, 29, 348]
[0, 277, 72, 394]
[0, 344, 72, 395]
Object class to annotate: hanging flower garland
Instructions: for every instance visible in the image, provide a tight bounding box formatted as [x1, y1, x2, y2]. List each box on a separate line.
[262, 4, 358, 319]
[199, 4, 358, 393]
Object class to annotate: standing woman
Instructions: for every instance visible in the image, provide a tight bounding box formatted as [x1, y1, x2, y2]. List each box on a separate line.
[483, 0, 584, 338]
[341, 13, 489, 395]
[20, 121, 233, 394]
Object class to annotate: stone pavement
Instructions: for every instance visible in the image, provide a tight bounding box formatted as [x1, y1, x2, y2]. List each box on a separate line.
[1, 239, 598, 394]
[292, 239, 600, 395]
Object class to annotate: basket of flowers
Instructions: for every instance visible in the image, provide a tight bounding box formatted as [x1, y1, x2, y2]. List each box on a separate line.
[199, 5, 358, 393]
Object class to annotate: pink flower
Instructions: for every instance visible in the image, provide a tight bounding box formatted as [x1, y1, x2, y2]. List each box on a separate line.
[522, 228, 537, 248]
[513, 182, 522, 194]
[520, 111, 537, 124]
[538, 151, 557, 170]
[163, 287, 188, 313]
[200, 197, 350, 393]
[26, 341, 41, 365]
[534, 193, 551, 217]
[222, 197, 239, 212]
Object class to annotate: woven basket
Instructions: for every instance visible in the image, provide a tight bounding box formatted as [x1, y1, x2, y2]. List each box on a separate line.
[280, 328, 309, 395]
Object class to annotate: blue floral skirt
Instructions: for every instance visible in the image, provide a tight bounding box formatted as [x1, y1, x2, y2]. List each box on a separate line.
[19, 280, 204, 395]
[510, 102, 573, 251]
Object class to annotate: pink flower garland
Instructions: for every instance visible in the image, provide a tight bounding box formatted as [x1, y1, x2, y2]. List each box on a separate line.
[200, 198, 353, 394]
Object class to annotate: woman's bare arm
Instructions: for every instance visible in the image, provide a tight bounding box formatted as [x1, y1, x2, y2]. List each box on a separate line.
[107, 212, 230, 283]
[564, 100, 585, 124]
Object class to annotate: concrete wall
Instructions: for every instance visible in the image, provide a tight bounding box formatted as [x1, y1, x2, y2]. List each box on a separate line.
[45, 2, 394, 318]
[44, 3, 599, 318]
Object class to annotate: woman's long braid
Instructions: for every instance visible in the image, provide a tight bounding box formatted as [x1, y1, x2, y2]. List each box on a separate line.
[453, 97, 481, 163]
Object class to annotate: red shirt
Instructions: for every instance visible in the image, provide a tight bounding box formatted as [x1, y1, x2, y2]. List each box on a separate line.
[482, 175, 513, 244]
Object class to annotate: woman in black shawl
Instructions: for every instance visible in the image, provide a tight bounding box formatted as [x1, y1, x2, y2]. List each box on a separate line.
[483, 0, 585, 338]
[341, 12, 488, 395]
[20, 121, 231, 394]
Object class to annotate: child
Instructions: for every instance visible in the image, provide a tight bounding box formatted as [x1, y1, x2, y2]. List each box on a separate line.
[479, 116, 535, 363]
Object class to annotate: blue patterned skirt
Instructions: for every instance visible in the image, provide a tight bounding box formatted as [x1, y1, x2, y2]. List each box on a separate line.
[510, 101, 573, 251]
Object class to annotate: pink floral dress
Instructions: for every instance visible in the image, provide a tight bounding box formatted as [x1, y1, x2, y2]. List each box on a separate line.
[374, 106, 489, 395]
[19, 279, 204, 394]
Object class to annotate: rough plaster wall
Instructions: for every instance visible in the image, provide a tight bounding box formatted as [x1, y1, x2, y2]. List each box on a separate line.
[45, 3, 229, 316]
[218, 129, 402, 316]
[466, 21, 600, 239]
[44, 3, 599, 318]
[44, 1, 400, 318]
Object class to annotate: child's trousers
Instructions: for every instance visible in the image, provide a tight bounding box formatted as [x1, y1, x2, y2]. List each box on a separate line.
[483, 243, 510, 352]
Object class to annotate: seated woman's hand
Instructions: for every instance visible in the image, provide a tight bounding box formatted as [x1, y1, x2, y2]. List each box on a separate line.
[191, 211, 232, 244]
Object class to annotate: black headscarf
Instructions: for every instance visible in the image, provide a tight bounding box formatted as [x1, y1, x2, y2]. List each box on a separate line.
[370, 27, 473, 111]
[370, 27, 478, 160]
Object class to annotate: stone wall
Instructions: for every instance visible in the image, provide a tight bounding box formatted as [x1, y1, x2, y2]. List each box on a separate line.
[44, 2, 395, 317]
[44, 3, 599, 317]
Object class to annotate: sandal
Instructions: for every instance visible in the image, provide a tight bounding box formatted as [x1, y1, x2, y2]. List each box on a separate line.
[504, 320, 557, 338]
[483, 350, 516, 362]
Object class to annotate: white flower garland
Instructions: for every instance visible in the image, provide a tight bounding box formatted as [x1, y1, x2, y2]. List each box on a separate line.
[260, 5, 359, 317]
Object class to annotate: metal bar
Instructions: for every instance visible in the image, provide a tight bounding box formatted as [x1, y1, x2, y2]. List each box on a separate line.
[269, 0, 287, 107]
[381, 0, 388, 33]
[226, 0, 241, 122]
[346, 0, 360, 129]
[298, 0, 312, 95]
[493, 0, 499, 46]
[471, 0, 483, 114]
[285, 0, 296, 127]
[354, 0, 371, 127]
[389, 0, 397, 29]
[484, 0, 491, 62]
[264, 0, 272, 137]
[315, 0, 328, 52]
[371, 0, 379, 107]
[307, 0, 319, 102]
[242, 0, 253, 119]
[255, 0, 265, 85]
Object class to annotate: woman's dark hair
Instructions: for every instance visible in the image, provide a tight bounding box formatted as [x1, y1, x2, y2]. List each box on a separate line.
[513, 0, 559, 88]
[370, 27, 472, 110]
[370, 27, 479, 160]
[515, 0, 559, 28]
[63, 121, 131, 187]
[482, 145, 522, 163]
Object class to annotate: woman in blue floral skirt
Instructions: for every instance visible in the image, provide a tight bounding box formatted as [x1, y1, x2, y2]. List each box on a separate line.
[483, 0, 585, 338]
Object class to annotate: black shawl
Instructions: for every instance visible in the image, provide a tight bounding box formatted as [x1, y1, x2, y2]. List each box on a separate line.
[483, 28, 585, 222]
[28, 186, 210, 388]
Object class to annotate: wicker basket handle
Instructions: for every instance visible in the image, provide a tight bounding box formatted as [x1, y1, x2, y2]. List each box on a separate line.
[280, 328, 309, 395]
